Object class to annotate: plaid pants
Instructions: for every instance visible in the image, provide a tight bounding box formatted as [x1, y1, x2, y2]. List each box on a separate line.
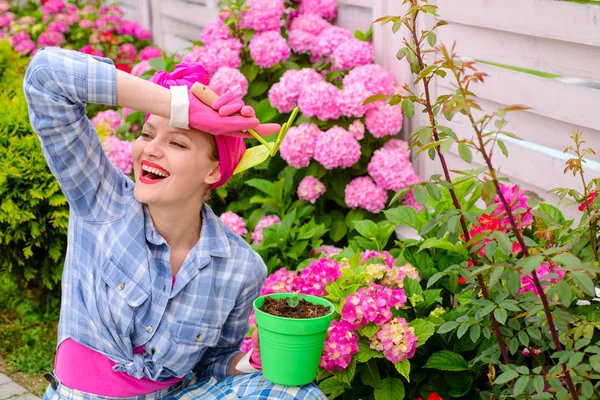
[43, 373, 327, 400]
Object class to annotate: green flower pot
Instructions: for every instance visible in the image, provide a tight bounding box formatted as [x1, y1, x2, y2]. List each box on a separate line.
[253, 293, 334, 386]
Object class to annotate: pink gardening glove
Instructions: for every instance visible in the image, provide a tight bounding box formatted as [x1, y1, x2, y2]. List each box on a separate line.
[249, 329, 262, 370]
[189, 89, 280, 138]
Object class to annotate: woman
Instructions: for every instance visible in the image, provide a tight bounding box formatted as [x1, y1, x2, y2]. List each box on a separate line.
[24, 46, 326, 400]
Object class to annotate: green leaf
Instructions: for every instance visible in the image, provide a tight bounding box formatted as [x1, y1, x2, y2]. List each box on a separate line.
[148, 57, 166, 71]
[247, 81, 269, 97]
[332, 356, 357, 386]
[492, 231, 512, 255]
[356, 340, 385, 362]
[353, 220, 378, 239]
[494, 370, 518, 385]
[572, 271, 596, 297]
[552, 253, 584, 269]
[423, 351, 469, 371]
[241, 62, 259, 82]
[396, 47, 407, 61]
[590, 354, 600, 372]
[507, 270, 521, 296]
[374, 377, 405, 400]
[437, 321, 458, 334]
[395, 360, 411, 382]
[494, 308, 507, 325]
[427, 31, 436, 47]
[469, 324, 481, 343]
[533, 375, 545, 394]
[513, 375, 530, 396]
[255, 98, 278, 123]
[360, 359, 382, 388]
[489, 266, 504, 288]
[481, 180, 496, 205]
[363, 94, 389, 105]
[402, 98, 415, 118]
[458, 142, 472, 163]
[413, 185, 428, 206]
[419, 238, 465, 255]
[409, 319, 436, 346]
[497, 139, 509, 157]
[384, 206, 425, 231]
[425, 182, 441, 201]
[318, 377, 346, 399]
[556, 280, 572, 307]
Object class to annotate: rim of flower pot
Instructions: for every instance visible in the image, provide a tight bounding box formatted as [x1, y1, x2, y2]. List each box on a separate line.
[253, 293, 335, 322]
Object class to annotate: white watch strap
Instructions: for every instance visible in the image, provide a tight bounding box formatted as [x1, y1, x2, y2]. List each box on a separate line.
[169, 85, 190, 129]
[235, 349, 261, 374]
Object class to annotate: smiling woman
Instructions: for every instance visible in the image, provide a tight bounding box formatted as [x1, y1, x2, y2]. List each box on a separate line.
[23, 46, 326, 400]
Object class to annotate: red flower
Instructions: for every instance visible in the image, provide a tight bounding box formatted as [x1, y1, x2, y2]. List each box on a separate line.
[416, 394, 444, 400]
[458, 277, 467, 285]
[512, 241, 522, 254]
[578, 190, 598, 212]
[115, 63, 132, 73]
[41, 0, 48, 4]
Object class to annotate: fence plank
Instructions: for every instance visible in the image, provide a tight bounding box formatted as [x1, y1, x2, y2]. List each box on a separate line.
[436, 63, 600, 131]
[438, 23, 600, 83]
[437, 0, 600, 47]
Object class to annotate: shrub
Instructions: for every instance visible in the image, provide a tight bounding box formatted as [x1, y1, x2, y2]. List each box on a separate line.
[0, 40, 68, 290]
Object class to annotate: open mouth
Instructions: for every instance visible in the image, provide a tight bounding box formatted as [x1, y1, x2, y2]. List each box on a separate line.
[140, 161, 170, 182]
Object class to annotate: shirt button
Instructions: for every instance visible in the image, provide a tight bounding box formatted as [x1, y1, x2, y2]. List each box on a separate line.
[117, 283, 125, 291]
[142, 350, 148, 356]
[146, 325, 153, 333]
[195, 334, 202, 342]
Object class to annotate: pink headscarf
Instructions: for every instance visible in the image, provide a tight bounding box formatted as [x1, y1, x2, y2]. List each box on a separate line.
[148, 63, 245, 189]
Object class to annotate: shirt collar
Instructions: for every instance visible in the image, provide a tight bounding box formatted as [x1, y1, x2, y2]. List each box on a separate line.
[143, 203, 231, 259]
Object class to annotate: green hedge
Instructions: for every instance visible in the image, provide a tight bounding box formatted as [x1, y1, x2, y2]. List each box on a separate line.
[0, 40, 68, 290]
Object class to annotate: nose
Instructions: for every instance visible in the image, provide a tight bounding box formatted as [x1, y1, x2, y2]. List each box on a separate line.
[142, 136, 164, 159]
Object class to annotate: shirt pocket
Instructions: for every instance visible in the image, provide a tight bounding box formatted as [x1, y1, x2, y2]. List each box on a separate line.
[163, 320, 222, 376]
[99, 256, 151, 334]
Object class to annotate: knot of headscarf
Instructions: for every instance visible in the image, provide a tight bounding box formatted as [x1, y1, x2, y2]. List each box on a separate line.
[147, 62, 245, 189]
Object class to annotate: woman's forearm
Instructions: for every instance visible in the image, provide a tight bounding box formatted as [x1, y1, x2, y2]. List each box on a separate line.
[115, 69, 171, 120]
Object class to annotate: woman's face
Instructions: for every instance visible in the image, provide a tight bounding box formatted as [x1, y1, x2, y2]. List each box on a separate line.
[132, 115, 220, 207]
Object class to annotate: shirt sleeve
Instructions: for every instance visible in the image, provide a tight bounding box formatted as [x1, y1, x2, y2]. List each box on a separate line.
[23, 46, 132, 221]
[195, 254, 267, 379]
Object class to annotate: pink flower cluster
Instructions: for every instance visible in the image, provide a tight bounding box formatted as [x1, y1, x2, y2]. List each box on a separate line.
[102, 136, 133, 175]
[249, 31, 290, 68]
[132, 60, 152, 77]
[210, 67, 249, 97]
[320, 320, 359, 372]
[182, 39, 242, 73]
[297, 81, 341, 121]
[200, 19, 233, 45]
[240, 0, 285, 32]
[519, 263, 565, 297]
[341, 283, 407, 328]
[361, 250, 395, 268]
[139, 46, 161, 61]
[345, 176, 388, 214]
[366, 104, 403, 138]
[297, 176, 326, 204]
[299, 0, 338, 21]
[219, 211, 248, 236]
[313, 126, 361, 169]
[368, 139, 420, 191]
[492, 184, 534, 229]
[279, 123, 320, 168]
[269, 69, 324, 113]
[370, 317, 418, 363]
[365, 263, 421, 288]
[313, 245, 341, 257]
[260, 267, 301, 295]
[92, 110, 122, 133]
[339, 64, 397, 118]
[332, 38, 374, 70]
[349, 120, 365, 140]
[252, 215, 281, 244]
[298, 258, 344, 296]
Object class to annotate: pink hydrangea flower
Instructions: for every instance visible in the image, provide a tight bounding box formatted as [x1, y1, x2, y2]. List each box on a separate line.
[365, 104, 403, 138]
[492, 184, 534, 229]
[287, 30, 316, 55]
[361, 250, 395, 268]
[46, 20, 69, 33]
[345, 176, 388, 214]
[349, 119, 365, 140]
[320, 320, 359, 372]
[10, 31, 29, 46]
[78, 19, 93, 29]
[219, 211, 248, 236]
[92, 110, 121, 132]
[337, 84, 372, 118]
[139, 46, 162, 61]
[131, 60, 152, 77]
[368, 140, 420, 191]
[343, 64, 396, 107]
[182, 39, 242, 73]
[299, 0, 337, 21]
[209, 67, 248, 97]
[297, 176, 326, 203]
[261, 267, 301, 295]
[298, 258, 343, 296]
[249, 31, 290, 68]
[42, 0, 66, 15]
[14, 39, 35, 55]
[313, 26, 353, 60]
[370, 317, 418, 363]
[241, 337, 253, 353]
[37, 30, 65, 47]
[268, 68, 324, 113]
[0, 2, 9, 13]
[298, 81, 341, 121]
[519, 263, 565, 297]
[102, 136, 133, 175]
[332, 38, 374, 70]
[313, 245, 341, 257]
[200, 19, 233, 45]
[240, 0, 285, 32]
[289, 13, 331, 36]
[314, 126, 361, 169]
[341, 283, 407, 328]
[0, 12, 14, 29]
[80, 44, 104, 57]
[252, 215, 281, 244]
[118, 43, 137, 63]
[279, 123, 320, 168]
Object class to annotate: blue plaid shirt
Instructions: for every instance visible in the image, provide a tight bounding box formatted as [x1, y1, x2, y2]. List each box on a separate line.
[23, 47, 267, 381]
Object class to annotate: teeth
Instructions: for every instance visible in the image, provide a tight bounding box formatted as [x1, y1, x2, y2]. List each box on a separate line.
[142, 164, 169, 177]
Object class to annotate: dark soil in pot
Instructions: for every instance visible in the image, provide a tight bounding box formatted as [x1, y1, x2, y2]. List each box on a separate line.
[259, 296, 330, 319]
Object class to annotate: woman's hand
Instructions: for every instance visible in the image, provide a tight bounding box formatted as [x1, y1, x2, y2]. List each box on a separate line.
[249, 329, 262, 370]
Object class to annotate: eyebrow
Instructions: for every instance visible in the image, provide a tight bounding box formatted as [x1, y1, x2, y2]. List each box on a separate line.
[142, 122, 192, 141]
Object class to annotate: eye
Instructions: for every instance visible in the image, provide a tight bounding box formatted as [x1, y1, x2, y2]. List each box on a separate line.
[139, 132, 152, 139]
[171, 141, 187, 149]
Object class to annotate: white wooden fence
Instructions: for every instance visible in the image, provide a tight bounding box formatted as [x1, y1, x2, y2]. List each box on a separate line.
[113, 0, 599, 219]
